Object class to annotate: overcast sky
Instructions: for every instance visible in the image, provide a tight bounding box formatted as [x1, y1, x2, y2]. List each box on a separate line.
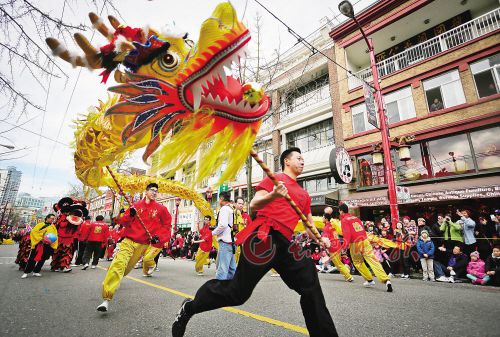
[0, 0, 375, 198]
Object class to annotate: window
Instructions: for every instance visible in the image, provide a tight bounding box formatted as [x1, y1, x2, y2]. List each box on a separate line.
[182, 162, 195, 186]
[299, 175, 335, 193]
[423, 70, 466, 112]
[383, 87, 416, 124]
[470, 127, 500, 171]
[427, 134, 474, 177]
[470, 53, 500, 98]
[281, 73, 329, 117]
[286, 119, 334, 152]
[357, 154, 386, 187]
[351, 103, 377, 134]
[394, 144, 432, 182]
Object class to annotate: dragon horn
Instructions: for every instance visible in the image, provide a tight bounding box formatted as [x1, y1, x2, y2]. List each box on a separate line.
[89, 12, 114, 40]
[74, 33, 103, 69]
[108, 15, 121, 30]
[46, 37, 97, 69]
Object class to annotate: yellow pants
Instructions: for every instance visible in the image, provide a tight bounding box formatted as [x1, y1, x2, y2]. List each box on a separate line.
[234, 246, 241, 264]
[195, 249, 210, 273]
[329, 251, 353, 281]
[349, 239, 389, 283]
[102, 238, 149, 300]
[142, 245, 162, 274]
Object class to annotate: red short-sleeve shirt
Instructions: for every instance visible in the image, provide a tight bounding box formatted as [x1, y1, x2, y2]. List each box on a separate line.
[253, 173, 311, 240]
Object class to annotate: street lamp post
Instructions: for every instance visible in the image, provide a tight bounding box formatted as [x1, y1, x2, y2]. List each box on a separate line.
[339, 0, 400, 229]
[174, 197, 181, 234]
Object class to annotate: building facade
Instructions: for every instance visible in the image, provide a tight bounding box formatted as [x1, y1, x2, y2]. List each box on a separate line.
[0, 166, 22, 207]
[328, 0, 500, 220]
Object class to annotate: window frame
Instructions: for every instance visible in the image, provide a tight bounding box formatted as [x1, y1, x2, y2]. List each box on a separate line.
[422, 69, 466, 112]
[470, 53, 500, 99]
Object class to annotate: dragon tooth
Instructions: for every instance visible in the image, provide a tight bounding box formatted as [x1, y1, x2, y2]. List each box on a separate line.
[215, 66, 227, 87]
[222, 96, 230, 106]
[192, 86, 202, 111]
[236, 100, 246, 110]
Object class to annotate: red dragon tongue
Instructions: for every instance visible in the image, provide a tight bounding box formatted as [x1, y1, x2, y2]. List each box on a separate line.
[204, 75, 244, 103]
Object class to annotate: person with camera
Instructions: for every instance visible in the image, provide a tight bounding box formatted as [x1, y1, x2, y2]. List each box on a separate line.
[212, 191, 236, 280]
[439, 213, 463, 251]
[97, 182, 172, 312]
[458, 209, 476, 256]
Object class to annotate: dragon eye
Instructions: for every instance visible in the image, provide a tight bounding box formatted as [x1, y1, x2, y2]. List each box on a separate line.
[159, 51, 179, 70]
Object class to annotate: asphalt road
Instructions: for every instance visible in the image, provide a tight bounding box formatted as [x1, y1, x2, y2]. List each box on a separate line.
[1, 243, 499, 337]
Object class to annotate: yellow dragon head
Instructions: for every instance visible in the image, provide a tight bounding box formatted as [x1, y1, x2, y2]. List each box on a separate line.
[47, 2, 269, 188]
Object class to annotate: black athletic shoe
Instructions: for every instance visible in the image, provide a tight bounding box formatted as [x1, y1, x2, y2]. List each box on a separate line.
[386, 280, 393, 292]
[172, 298, 193, 337]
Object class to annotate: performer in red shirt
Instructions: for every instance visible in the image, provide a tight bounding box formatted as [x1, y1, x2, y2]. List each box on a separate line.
[321, 207, 353, 282]
[97, 182, 171, 312]
[81, 215, 110, 270]
[339, 203, 392, 292]
[74, 216, 92, 266]
[193, 215, 213, 275]
[172, 148, 338, 337]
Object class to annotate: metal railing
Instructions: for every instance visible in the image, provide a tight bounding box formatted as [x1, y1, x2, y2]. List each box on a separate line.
[279, 84, 331, 120]
[349, 7, 500, 89]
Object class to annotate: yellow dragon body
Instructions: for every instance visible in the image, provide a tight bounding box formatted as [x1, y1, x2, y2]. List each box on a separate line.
[46, 3, 270, 219]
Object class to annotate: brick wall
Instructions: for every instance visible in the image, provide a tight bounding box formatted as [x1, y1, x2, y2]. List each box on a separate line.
[335, 34, 500, 151]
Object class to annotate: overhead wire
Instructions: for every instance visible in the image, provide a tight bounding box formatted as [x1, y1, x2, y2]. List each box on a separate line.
[252, 0, 372, 136]
[252, 0, 371, 88]
[38, 1, 108, 190]
[31, 1, 67, 190]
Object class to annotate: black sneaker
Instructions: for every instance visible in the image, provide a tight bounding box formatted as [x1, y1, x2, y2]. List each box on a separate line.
[172, 298, 193, 337]
[386, 280, 393, 292]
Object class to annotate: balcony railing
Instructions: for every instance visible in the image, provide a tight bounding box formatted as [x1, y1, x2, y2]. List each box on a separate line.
[349, 7, 500, 89]
[279, 84, 331, 120]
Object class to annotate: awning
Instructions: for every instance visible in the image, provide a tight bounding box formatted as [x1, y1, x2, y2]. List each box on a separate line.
[344, 175, 500, 207]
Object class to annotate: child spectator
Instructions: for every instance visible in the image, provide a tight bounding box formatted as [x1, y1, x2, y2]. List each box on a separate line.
[341, 250, 355, 274]
[417, 230, 435, 281]
[311, 247, 321, 266]
[466, 251, 489, 285]
[485, 245, 500, 286]
[373, 243, 391, 275]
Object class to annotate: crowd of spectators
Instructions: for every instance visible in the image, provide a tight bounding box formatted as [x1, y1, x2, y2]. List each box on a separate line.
[304, 206, 500, 287]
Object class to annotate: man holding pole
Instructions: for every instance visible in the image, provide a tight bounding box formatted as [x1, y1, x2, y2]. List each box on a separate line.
[172, 147, 338, 337]
[97, 182, 172, 312]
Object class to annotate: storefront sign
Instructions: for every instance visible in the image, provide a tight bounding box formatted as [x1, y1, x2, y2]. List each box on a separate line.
[310, 195, 339, 207]
[346, 185, 500, 207]
[375, 11, 471, 62]
[330, 147, 353, 184]
[363, 83, 378, 129]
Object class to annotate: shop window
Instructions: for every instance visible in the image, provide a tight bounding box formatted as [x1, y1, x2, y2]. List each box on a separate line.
[286, 119, 334, 152]
[427, 133, 474, 177]
[423, 70, 466, 112]
[351, 103, 377, 134]
[395, 143, 432, 182]
[384, 86, 416, 124]
[357, 154, 386, 187]
[470, 126, 500, 171]
[299, 175, 335, 193]
[470, 53, 500, 98]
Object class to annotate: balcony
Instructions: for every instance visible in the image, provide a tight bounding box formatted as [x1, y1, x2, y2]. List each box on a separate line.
[348, 7, 500, 89]
[279, 84, 331, 121]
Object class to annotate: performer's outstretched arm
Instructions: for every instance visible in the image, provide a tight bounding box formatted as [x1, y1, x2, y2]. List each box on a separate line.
[250, 181, 287, 211]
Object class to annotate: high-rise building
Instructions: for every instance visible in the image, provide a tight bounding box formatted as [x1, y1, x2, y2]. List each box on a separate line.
[0, 166, 22, 206]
